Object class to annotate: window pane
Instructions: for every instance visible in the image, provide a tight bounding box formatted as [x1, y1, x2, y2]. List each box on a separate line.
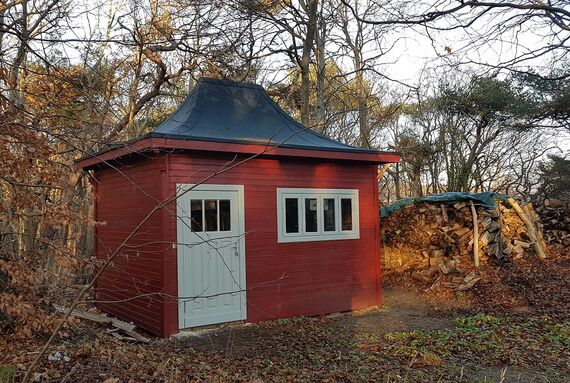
[341, 198, 352, 231]
[305, 198, 318, 232]
[323, 198, 336, 231]
[205, 199, 218, 231]
[219, 200, 231, 231]
[285, 198, 299, 233]
[190, 200, 203, 232]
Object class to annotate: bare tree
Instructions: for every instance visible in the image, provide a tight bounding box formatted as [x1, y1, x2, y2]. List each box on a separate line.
[340, 0, 570, 78]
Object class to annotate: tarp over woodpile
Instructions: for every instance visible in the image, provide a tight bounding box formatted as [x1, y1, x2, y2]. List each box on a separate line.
[381, 192, 509, 218]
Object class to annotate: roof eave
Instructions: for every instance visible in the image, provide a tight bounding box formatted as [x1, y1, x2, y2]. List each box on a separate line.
[75, 137, 401, 170]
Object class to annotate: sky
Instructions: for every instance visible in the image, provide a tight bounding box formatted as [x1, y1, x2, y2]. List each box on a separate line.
[62, 0, 570, 152]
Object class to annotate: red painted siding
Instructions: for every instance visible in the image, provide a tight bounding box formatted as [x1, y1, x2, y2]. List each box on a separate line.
[92, 151, 382, 337]
[93, 156, 167, 336]
[163, 153, 381, 336]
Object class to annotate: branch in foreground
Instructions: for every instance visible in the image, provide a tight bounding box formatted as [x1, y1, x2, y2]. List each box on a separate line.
[22, 120, 313, 382]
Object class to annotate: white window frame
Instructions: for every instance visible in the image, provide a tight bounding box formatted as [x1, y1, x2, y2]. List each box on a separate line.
[276, 188, 360, 243]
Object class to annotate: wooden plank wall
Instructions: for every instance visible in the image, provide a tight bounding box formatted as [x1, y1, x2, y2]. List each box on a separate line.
[93, 156, 167, 335]
[163, 152, 381, 336]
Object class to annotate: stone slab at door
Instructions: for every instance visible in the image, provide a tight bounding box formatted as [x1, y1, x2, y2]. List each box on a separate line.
[176, 184, 246, 329]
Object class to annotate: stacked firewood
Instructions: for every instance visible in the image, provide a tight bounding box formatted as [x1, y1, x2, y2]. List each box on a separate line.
[382, 198, 548, 290]
[535, 198, 570, 251]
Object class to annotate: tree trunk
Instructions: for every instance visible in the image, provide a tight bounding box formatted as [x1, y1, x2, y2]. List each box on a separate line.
[356, 67, 369, 148]
[299, 0, 318, 127]
[314, 10, 326, 134]
[7, 1, 28, 106]
[395, 162, 401, 199]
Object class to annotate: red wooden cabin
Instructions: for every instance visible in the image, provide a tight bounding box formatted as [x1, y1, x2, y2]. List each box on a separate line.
[76, 78, 400, 337]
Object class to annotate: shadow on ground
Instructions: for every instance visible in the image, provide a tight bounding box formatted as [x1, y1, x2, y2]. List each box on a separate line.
[176, 287, 454, 353]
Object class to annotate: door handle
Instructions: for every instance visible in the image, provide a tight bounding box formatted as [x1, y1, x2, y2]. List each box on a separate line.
[233, 246, 239, 257]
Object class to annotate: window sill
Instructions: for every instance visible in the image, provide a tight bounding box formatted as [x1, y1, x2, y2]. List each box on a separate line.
[277, 232, 360, 243]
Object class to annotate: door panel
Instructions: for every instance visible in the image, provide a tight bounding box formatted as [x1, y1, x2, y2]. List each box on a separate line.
[176, 185, 246, 329]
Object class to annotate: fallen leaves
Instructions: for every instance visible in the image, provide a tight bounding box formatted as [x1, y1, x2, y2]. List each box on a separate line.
[2, 300, 568, 382]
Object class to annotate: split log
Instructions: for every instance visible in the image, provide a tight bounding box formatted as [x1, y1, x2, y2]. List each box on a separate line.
[456, 276, 481, 291]
[507, 198, 547, 259]
[425, 275, 443, 291]
[469, 201, 480, 268]
[544, 198, 563, 208]
[440, 204, 448, 222]
[523, 203, 549, 255]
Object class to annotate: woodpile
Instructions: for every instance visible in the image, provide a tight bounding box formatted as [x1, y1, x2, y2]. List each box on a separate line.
[535, 198, 570, 251]
[382, 197, 552, 291]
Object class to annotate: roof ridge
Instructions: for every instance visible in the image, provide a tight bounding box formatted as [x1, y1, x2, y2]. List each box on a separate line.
[198, 77, 263, 89]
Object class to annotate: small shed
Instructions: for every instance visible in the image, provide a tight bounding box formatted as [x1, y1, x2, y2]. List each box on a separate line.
[77, 78, 400, 337]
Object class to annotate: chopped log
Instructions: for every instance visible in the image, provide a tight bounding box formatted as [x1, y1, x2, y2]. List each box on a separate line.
[438, 262, 450, 275]
[544, 198, 563, 208]
[463, 271, 478, 284]
[456, 276, 481, 291]
[514, 240, 531, 249]
[524, 203, 549, 255]
[425, 275, 443, 291]
[479, 231, 491, 247]
[412, 272, 431, 284]
[469, 201, 480, 268]
[451, 276, 464, 284]
[431, 249, 445, 258]
[513, 244, 524, 254]
[440, 204, 448, 222]
[454, 227, 471, 238]
[429, 257, 444, 266]
[487, 243, 500, 258]
[507, 198, 547, 259]
[486, 221, 500, 233]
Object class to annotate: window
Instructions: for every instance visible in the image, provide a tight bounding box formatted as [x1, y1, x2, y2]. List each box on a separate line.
[190, 199, 231, 232]
[323, 198, 336, 231]
[276, 188, 359, 243]
[305, 198, 318, 232]
[285, 198, 299, 233]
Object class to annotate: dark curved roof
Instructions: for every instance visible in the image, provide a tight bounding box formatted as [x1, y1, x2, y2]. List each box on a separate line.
[150, 78, 375, 153]
[76, 78, 401, 169]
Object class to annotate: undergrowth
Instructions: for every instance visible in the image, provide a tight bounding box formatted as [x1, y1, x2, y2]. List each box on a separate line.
[385, 313, 570, 368]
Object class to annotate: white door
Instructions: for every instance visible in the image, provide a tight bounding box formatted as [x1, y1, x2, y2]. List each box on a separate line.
[176, 184, 246, 329]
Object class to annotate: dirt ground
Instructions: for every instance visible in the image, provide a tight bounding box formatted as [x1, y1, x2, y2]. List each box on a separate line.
[168, 287, 566, 383]
[1, 281, 568, 382]
[182, 287, 454, 353]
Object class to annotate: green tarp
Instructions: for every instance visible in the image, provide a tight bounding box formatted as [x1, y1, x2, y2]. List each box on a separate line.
[381, 192, 510, 218]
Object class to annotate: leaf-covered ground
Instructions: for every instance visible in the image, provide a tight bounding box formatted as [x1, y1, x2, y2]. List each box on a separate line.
[1, 286, 569, 383]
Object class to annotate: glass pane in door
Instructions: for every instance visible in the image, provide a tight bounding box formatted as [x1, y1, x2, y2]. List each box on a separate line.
[205, 199, 218, 231]
[219, 199, 231, 231]
[190, 199, 203, 232]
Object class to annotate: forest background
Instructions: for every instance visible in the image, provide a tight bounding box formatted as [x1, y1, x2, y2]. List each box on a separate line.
[1, 0, 569, 337]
